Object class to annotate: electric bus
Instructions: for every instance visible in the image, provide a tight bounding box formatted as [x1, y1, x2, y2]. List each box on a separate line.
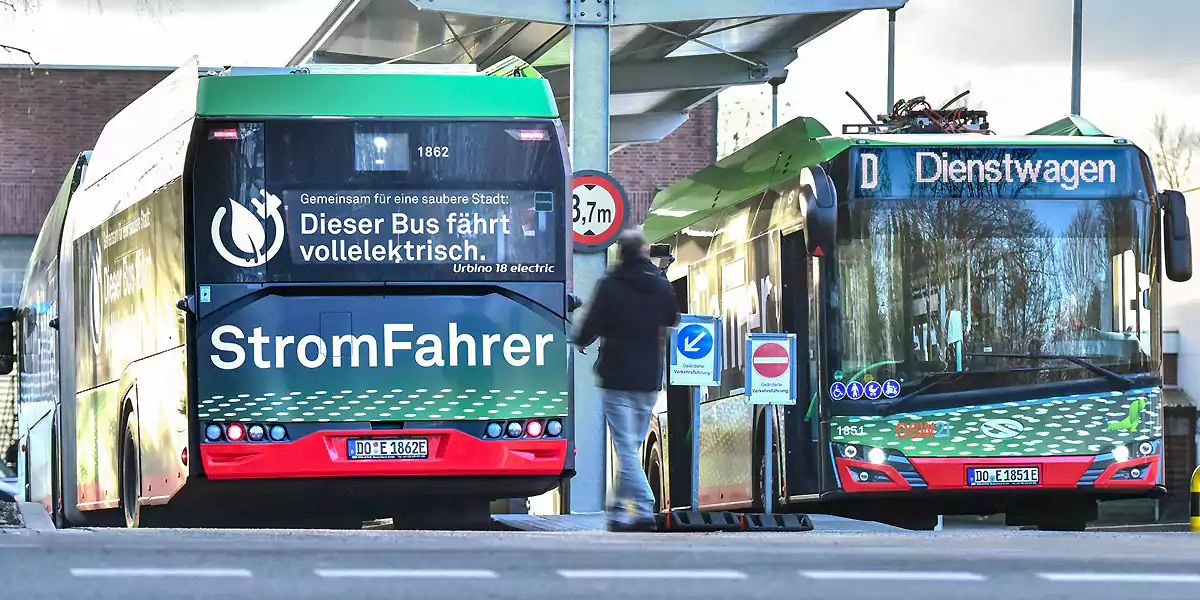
[641, 111, 1191, 530]
[1, 59, 575, 528]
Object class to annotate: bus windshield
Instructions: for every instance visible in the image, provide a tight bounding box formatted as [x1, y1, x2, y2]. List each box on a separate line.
[835, 146, 1157, 399]
[193, 119, 567, 283]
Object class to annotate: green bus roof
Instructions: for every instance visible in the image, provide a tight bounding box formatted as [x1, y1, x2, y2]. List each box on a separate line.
[196, 73, 559, 119]
[642, 115, 1139, 243]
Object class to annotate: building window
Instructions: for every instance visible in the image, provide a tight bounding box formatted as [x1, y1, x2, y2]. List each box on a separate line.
[1162, 353, 1178, 387]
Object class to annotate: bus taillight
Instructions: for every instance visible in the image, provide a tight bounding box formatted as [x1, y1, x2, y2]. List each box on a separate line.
[225, 423, 246, 442]
[526, 420, 544, 438]
[506, 129, 549, 142]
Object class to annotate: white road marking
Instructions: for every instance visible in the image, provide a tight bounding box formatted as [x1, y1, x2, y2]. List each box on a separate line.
[557, 569, 747, 580]
[1038, 573, 1200, 583]
[801, 570, 987, 581]
[70, 568, 251, 577]
[315, 569, 498, 579]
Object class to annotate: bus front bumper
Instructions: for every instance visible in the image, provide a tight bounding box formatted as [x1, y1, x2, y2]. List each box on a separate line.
[833, 446, 1161, 493]
[200, 428, 568, 480]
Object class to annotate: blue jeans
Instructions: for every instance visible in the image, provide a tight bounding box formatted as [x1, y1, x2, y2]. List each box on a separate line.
[602, 389, 657, 523]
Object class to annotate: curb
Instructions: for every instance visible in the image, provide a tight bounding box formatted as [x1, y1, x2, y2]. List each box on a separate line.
[17, 502, 56, 531]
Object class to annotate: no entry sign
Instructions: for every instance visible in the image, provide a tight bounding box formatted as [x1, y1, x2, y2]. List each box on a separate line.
[745, 333, 796, 405]
[571, 170, 629, 253]
[752, 342, 789, 379]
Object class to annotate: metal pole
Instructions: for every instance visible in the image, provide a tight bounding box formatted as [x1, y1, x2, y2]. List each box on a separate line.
[1071, 0, 1082, 115]
[691, 387, 701, 511]
[771, 79, 779, 130]
[568, 10, 612, 515]
[764, 406, 774, 517]
[887, 8, 896, 112]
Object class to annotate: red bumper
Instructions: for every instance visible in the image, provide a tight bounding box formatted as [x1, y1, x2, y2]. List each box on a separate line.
[835, 455, 1159, 493]
[200, 429, 568, 480]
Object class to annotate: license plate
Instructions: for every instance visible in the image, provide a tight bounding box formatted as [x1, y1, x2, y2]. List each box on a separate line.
[347, 438, 428, 460]
[967, 466, 1039, 486]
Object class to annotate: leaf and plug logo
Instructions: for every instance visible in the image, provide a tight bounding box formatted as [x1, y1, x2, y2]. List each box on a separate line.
[211, 189, 286, 268]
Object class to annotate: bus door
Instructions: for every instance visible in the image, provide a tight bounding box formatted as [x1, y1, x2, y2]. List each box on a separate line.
[780, 230, 821, 497]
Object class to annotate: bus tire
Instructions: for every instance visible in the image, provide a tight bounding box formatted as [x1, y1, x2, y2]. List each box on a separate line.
[50, 420, 66, 529]
[752, 421, 780, 513]
[645, 443, 663, 514]
[119, 421, 163, 528]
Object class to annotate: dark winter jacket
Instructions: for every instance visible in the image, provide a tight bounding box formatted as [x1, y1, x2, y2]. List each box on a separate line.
[572, 256, 680, 392]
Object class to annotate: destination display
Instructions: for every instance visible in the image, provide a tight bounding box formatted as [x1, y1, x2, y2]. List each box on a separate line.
[853, 146, 1141, 199]
[283, 189, 557, 273]
[201, 187, 563, 283]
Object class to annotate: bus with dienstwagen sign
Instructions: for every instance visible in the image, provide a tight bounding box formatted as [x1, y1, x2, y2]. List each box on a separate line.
[0, 58, 577, 528]
[641, 96, 1192, 531]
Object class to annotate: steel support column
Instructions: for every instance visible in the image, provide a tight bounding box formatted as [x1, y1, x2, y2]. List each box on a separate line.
[567, 3, 612, 515]
[1070, 0, 1083, 115]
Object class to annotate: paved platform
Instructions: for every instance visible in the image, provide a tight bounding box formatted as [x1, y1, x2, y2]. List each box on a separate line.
[493, 512, 901, 533]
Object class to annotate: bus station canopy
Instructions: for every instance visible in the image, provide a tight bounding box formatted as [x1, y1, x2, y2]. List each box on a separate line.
[289, 0, 909, 149]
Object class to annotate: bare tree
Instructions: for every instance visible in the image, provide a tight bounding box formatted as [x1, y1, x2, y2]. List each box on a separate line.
[1150, 112, 1200, 190]
[3, 0, 178, 64]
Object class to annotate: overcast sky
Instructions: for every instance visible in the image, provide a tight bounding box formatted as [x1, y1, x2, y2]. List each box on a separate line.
[0, 0, 338, 66]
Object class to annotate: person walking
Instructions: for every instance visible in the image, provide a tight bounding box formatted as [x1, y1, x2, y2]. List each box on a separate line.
[572, 229, 679, 532]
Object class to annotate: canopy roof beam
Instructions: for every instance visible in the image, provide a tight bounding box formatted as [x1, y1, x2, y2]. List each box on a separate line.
[545, 51, 795, 99]
[563, 111, 691, 147]
[411, 0, 907, 25]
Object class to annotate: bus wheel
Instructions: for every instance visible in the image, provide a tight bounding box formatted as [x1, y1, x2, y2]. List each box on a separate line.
[646, 444, 663, 514]
[753, 432, 780, 513]
[119, 422, 161, 528]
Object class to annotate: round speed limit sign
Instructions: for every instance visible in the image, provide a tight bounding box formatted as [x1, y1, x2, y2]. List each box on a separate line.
[572, 170, 629, 253]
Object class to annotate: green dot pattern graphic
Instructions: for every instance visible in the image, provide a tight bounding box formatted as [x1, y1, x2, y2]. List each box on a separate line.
[828, 388, 1162, 458]
[197, 387, 569, 423]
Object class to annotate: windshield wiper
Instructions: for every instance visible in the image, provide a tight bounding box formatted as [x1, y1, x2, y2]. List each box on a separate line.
[872, 372, 965, 416]
[965, 353, 1137, 388]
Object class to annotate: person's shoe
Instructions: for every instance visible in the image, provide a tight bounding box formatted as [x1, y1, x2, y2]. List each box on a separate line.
[608, 516, 657, 532]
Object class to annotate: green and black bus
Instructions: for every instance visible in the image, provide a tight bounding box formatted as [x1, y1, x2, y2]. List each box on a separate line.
[641, 113, 1191, 530]
[3, 60, 574, 528]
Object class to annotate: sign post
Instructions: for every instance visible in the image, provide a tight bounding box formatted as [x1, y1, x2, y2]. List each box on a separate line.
[669, 315, 721, 512]
[745, 333, 797, 517]
[568, 170, 626, 514]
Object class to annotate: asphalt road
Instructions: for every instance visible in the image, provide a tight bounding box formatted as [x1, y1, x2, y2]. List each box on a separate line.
[2, 525, 1200, 599]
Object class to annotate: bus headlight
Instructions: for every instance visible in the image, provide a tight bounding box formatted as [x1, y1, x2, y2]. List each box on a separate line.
[842, 445, 858, 460]
[1137, 441, 1154, 456]
[247, 424, 265, 442]
[868, 447, 887, 465]
[1111, 445, 1130, 463]
[506, 421, 524, 438]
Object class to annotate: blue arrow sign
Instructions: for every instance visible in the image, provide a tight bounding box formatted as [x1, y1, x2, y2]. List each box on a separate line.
[676, 323, 713, 359]
[864, 380, 883, 400]
[847, 381, 865, 400]
[669, 315, 721, 387]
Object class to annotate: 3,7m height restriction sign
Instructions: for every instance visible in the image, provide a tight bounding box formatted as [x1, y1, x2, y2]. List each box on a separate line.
[572, 170, 629, 253]
[744, 333, 796, 405]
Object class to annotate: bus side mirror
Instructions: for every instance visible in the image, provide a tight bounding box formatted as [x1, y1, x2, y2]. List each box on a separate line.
[1162, 190, 1192, 282]
[799, 164, 837, 257]
[567, 293, 583, 313]
[0, 306, 14, 376]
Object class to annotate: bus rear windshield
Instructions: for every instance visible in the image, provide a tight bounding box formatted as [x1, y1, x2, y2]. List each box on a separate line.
[192, 119, 568, 283]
